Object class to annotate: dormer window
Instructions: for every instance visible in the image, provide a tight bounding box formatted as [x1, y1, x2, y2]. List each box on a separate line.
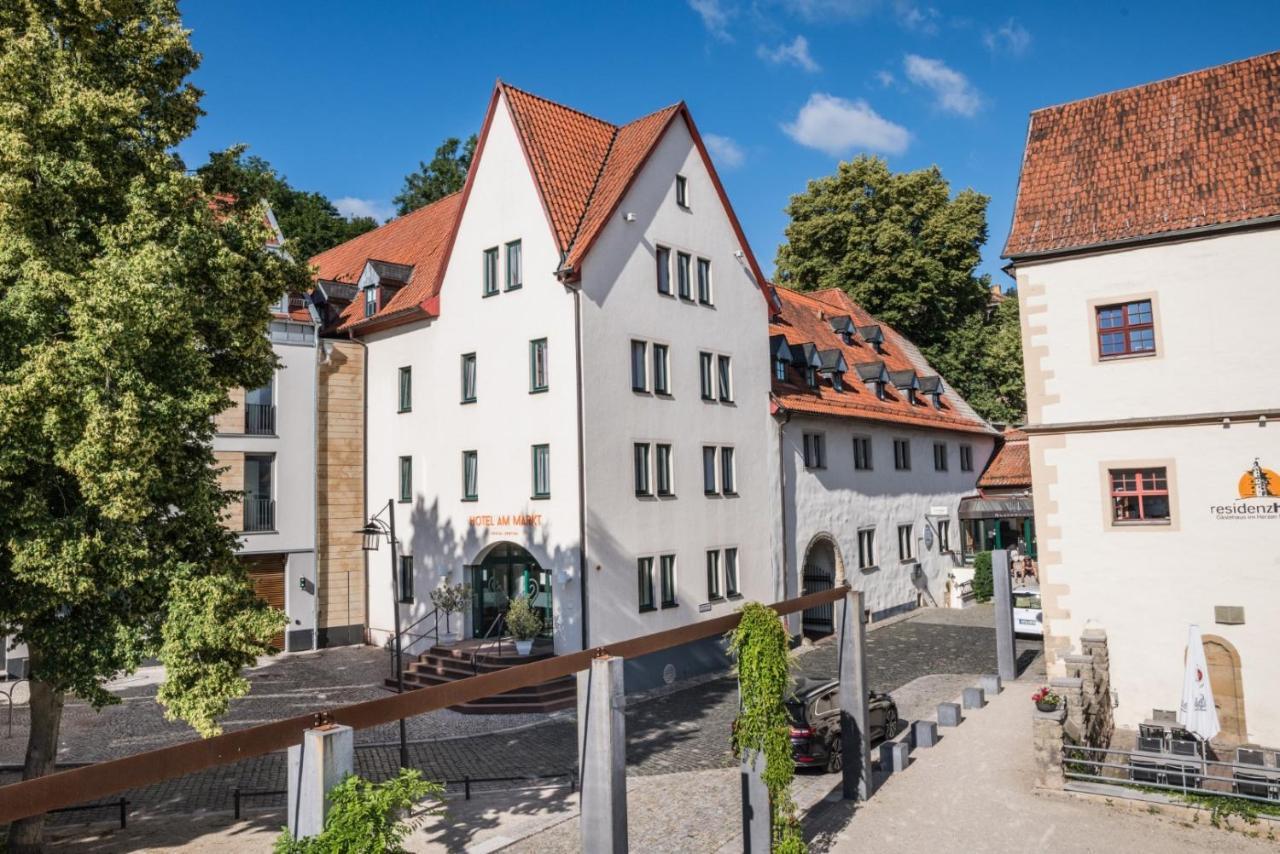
[918, 375, 944, 409]
[363, 286, 378, 318]
[855, 361, 889, 398]
[890, 370, 919, 405]
[857, 325, 885, 354]
[817, 349, 848, 393]
[676, 174, 689, 209]
[775, 359, 787, 381]
[829, 315, 856, 346]
[805, 365, 818, 388]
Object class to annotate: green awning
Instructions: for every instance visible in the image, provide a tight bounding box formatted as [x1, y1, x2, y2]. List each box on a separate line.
[959, 496, 1034, 520]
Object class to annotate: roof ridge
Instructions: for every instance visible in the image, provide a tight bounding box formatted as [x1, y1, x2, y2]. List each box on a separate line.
[1029, 49, 1280, 116]
[498, 82, 618, 131]
[308, 191, 463, 264]
[622, 102, 682, 127]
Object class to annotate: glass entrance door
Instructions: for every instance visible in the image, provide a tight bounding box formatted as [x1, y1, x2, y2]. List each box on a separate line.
[470, 544, 552, 639]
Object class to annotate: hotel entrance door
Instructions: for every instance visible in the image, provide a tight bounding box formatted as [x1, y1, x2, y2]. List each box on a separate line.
[470, 544, 552, 639]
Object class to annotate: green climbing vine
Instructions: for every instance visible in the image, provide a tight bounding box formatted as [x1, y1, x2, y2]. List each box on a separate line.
[727, 601, 806, 853]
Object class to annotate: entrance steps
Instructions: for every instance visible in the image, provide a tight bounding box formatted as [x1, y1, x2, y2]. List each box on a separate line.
[385, 639, 575, 715]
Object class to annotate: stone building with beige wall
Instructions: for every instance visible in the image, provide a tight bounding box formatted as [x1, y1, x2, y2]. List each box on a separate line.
[1005, 51, 1280, 746]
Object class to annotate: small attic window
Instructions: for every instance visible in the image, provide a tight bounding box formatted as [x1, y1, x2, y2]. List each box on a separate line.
[829, 315, 856, 345]
[806, 365, 817, 388]
[775, 359, 788, 381]
[918, 376, 945, 409]
[858, 325, 885, 354]
[832, 373, 844, 392]
[676, 175, 689, 209]
[363, 285, 378, 318]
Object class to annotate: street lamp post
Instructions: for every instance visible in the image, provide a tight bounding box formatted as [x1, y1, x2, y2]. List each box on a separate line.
[359, 499, 409, 769]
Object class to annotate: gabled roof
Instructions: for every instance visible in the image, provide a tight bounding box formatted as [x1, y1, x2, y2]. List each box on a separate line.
[309, 192, 463, 331]
[309, 82, 767, 333]
[978, 428, 1030, 489]
[770, 286, 993, 436]
[1005, 51, 1280, 259]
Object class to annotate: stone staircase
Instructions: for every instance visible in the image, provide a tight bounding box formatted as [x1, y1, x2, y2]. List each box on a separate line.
[386, 639, 576, 715]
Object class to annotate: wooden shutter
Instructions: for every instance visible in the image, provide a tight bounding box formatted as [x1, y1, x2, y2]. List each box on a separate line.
[245, 554, 287, 650]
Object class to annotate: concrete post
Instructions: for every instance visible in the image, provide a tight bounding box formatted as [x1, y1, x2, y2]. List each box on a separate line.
[577, 655, 627, 854]
[837, 590, 872, 801]
[992, 549, 1016, 682]
[740, 750, 771, 854]
[287, 724, 354, 840]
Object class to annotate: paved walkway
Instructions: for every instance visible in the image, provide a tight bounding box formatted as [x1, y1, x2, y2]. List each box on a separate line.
[803, 673, 1273, 853]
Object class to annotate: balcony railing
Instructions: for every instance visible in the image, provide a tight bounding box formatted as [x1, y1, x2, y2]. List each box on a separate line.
[245, 403, 275, 435]
[243, 498, 275, 533]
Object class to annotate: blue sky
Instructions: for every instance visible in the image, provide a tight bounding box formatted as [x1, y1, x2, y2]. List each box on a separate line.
[178, 1, 1279, 284]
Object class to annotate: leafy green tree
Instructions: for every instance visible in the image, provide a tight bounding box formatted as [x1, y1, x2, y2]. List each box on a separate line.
[199, 150, 378, 261]
[775, 155, 1024, 423]
[930, 293, 1026, 425]
[0, 2, 302, 847]
[972, 552, 994, 603]
[393, 135, 476, 215]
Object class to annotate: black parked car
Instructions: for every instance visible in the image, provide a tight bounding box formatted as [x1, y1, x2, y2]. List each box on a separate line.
[786, 677, 898, 773]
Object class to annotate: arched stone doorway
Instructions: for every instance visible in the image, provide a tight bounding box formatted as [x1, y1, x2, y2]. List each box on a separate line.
[1201, 634, 1247, 743]
[801, 535, 843, 637]
[469, 543, 552, 639]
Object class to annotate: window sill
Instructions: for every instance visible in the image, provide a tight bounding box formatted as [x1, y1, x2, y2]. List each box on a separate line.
[632, 388, 652, 395]
[482, 290, 499, 299]
[718, 399, 736, 407]
[707, 595, 725, 603]
[700, 395, 715, 403]
[1111, 519, 1172, 527]
[656, 492, 676, 499]
[722, 491, 739, 498]
[697, 300, 714, 308]
[657, 290, 675, 298]
[461, 399, 477, 405]
[238, 529, 278, 536]
[639, 605, 657, 613]
[635, 492, 655, 499]
[505, 285, 523, 292]
[399, 599, 414, 605]
[654, 391, 673, 399]
[1099, 351, 1157, 363]
[661, 601, 678, 610]
[461, 497, 478, 503]
[704, 490, 720, 497]
[529, 387, 549, 395]
[727, 593, 743, 601]
[530, 494, 550, 501]
[859, 564, 879, 574]
[397, 409, 411, 415]
[397, 499, 411, 504]
[898, 558, 915, 565]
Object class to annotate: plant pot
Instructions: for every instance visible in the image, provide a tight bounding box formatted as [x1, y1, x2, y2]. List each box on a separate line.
[514, 639, 534, 656]
[1036, 700, 1060, 713]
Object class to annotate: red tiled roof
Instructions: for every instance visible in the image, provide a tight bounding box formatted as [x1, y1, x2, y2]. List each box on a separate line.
[308, 193, 463, 331]
[770, 286, 992, 435]
[1004, 51, 1280, 258]
[978, 428, 1030, 488]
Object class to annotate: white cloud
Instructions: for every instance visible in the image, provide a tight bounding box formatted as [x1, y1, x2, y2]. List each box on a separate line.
[894, 0, 940, 34]
[689, 0, 735, 40]
[334, 196, 394, 223]
[875, 70, 896, 87]
[903, 54, 982, 117]
[703, 133, 746, 169]
[782, 93, 910, 157]
[983, 18, 1031, 56]
[782, 0, 875, 20]
[756, 35, 820, 72]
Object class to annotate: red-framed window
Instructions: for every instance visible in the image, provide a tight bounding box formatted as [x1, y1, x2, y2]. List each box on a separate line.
[1109, 467, 1170, 523]
[1096, 300, 1155, 358]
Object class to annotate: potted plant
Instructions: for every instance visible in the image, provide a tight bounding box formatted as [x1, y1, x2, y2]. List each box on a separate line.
[1031, 686, 1061, 713]
[429, 582, 472, 644]
[505, 594, 543, 656]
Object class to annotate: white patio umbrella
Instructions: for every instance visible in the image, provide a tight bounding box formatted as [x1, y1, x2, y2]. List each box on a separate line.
[1178, 624, 1220, 742]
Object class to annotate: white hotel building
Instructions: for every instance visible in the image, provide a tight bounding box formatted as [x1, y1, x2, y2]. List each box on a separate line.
[310, 84, 776, 688]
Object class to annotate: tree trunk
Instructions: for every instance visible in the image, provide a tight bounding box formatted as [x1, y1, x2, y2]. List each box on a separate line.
[8, 671, 65, 854]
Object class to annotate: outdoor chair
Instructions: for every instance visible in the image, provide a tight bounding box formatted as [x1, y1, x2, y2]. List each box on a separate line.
[1137, 735, 1164, 753]
[1234, 748, 1280, 801]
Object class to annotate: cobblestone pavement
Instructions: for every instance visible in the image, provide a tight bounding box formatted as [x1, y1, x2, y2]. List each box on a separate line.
[10, 604, 1042, 831]
[0, 646, 551, 766]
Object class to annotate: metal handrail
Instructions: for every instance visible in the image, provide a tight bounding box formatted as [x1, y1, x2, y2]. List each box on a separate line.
[1062, 743, 1280, 805]
[471, 612, 507, 675]
[0, 584, 850, 822]
[386, 608, 440, 684]
[0, 679, 28, 739]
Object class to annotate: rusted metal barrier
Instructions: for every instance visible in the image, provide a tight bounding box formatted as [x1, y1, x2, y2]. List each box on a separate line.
[0, 586, 848, 824]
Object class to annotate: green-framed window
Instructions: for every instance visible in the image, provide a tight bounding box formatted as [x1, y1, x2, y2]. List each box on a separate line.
[505, 240, 522, 290]
[462, 450, 478, 501]
[483, 247, 499, 296]
[461, 353, 477, 403]
[531, 444, 550, 499]
[529, 338, 548, 392]
[638, 556, 655, 612]
[398, 366, 412, 413]
[398, 456, 412, 502]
